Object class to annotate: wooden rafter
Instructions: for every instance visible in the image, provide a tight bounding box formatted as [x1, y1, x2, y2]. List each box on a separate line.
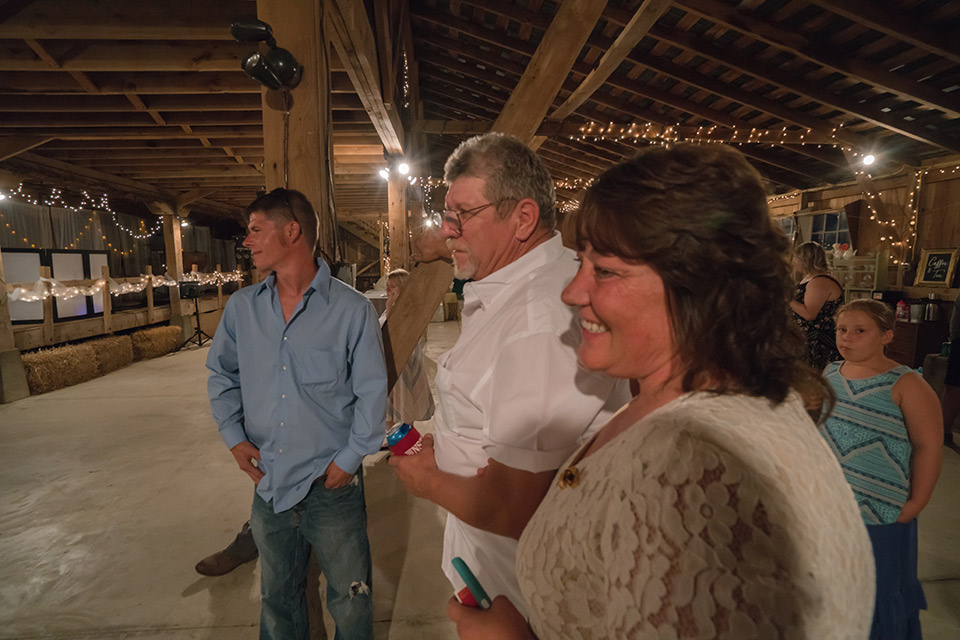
[671, 0, 960, 120]
[0, 136, 54, 162]
[804, 0, 960, 66]
[546, 0, 672, 123]
[327, 0, 403, 154]
[492, 0, 608, 142]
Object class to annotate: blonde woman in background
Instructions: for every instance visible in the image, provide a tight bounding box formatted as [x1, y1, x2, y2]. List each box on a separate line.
[791, 241, 844, 371]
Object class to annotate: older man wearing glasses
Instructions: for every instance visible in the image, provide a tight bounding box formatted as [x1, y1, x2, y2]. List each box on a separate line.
[390, 133, 629, 618]
[207, 188, 386, 640]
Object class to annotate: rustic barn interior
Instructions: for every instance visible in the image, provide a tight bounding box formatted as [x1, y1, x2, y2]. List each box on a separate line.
[0, 0, 958, 638]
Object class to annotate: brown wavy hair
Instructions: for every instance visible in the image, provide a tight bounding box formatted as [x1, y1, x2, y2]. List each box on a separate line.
[577, 144, 832, 409]
[795, 241, 829, 274]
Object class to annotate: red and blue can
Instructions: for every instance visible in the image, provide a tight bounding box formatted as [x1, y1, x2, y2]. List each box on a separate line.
[386, 422, 423, 456]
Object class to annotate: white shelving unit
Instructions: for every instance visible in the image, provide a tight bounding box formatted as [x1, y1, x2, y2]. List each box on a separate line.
[828, 253, 888, 302]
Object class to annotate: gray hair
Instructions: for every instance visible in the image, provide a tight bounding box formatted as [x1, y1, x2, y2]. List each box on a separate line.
[443, 133, 556, 231]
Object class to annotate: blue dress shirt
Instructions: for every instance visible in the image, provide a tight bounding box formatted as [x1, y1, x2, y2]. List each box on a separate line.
[207, 260, 387, 513]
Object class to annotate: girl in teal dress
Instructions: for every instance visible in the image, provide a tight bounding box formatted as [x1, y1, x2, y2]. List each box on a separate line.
[820, 299, 942, 639]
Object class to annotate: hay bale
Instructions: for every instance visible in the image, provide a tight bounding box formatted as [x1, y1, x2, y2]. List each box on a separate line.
[22, 343, 99, 395]
[131, 325, 182, 360]
[93, 335, 135, 375]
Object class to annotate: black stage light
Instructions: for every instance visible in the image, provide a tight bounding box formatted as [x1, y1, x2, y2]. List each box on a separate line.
[230, 18, 275, 46]
[231, 18, 303, 91]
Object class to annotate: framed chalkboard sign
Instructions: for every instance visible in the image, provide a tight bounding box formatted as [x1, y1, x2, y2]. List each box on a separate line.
[915, 248, 958, 286]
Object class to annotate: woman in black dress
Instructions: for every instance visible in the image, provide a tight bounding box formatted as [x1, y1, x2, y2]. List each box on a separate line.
[790, 241, 844, 371]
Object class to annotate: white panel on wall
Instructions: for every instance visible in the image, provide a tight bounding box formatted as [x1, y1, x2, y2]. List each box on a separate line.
[89, 253, 108, 314]
[51, 252, 87, 319]
[5, 251, 42, 322]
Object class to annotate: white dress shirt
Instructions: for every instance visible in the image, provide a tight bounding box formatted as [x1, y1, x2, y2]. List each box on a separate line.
[433, 234, 631, 617]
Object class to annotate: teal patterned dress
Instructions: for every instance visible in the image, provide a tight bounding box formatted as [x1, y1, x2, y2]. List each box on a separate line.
[820, 362, 913, 524]
[821, 362, 926, 639]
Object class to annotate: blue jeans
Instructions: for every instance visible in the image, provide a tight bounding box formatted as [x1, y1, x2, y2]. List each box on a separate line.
[250, 475, 374, 640]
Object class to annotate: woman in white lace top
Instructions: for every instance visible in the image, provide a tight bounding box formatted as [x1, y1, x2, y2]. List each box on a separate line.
[447, 144, 875, 639]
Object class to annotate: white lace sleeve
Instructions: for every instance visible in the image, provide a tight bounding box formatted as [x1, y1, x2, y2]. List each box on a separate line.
[596, 430, 807, 638]
[518, 394, 873, 640]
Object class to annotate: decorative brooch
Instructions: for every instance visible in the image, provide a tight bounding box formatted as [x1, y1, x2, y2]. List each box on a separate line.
[557, 466, 580, 489]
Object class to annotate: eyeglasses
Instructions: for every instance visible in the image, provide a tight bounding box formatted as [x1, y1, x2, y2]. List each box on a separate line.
[428, 198, 516, 234]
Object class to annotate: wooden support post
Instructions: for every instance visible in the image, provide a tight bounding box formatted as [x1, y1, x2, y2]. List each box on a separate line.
[158, 208, 184, 328]
[0, 246, 29, 402]
[258, 0, 336, 259]
[40, 266, 54, 346]
[216, 263, 223, 309]
[145, 265, 155, 323]
[101, 265, 112, 334]
[382, 260, 454, 392]
[388, 174, 408, 271]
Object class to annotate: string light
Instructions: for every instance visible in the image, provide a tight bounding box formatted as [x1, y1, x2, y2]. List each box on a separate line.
[401, 50, 411, 110]
[567, 121, 845, 148]
[7, 270, 241, 302]
[0, 184, 163, 240]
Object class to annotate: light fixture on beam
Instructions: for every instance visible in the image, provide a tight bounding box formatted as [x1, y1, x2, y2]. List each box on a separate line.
[231, 18, 303, 91]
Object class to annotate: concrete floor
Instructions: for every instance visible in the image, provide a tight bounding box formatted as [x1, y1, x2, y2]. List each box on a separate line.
[1, 320, 958, 639]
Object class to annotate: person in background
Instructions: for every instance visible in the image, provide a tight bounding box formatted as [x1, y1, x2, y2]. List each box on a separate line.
[791, 240, 844, 371]
[939, 298, 960, 445]
[390, 132, 630, 619]
[448, 144, 875, 639]
[381, 268, 434, 427]
[821, 299, 942, 640]
[207, 188, 386, 639]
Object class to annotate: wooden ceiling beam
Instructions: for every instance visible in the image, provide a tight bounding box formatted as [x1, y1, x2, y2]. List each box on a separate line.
[536, 147, 606, 175]
[546, 0, 671, 122]
[637, 25, 944, 159]
[736, 146, 828, 185]
[620, 47, 960, 155]
[413, 12, 912, 168]
[41, 138, 263, 150]
[671, 0, 960, 119]
[3, 125, 263, 140]
[124, 93, 166, 126]
[415, 17, 952, 156]
[42, 148, 261, 160]
[175, 188, 219, 208]
[327, 0, 403, 154]
[408, 119, 846, 145]
[0, 136, 54, 162]
[83, 157, 261, 170]
[804, 0, 960, 65]
[0, 94, 264, 113]
[490, 0, 606, 143]
[0, 0, 241, 40]
[1, 41, 251, 72]
[119, 167, 264, 179]
[6, 151, 171, 200]
[0, 72, 259, 95]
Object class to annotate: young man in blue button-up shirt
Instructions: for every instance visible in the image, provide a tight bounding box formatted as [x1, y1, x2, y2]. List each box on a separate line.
[207, 188, 387, 640]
